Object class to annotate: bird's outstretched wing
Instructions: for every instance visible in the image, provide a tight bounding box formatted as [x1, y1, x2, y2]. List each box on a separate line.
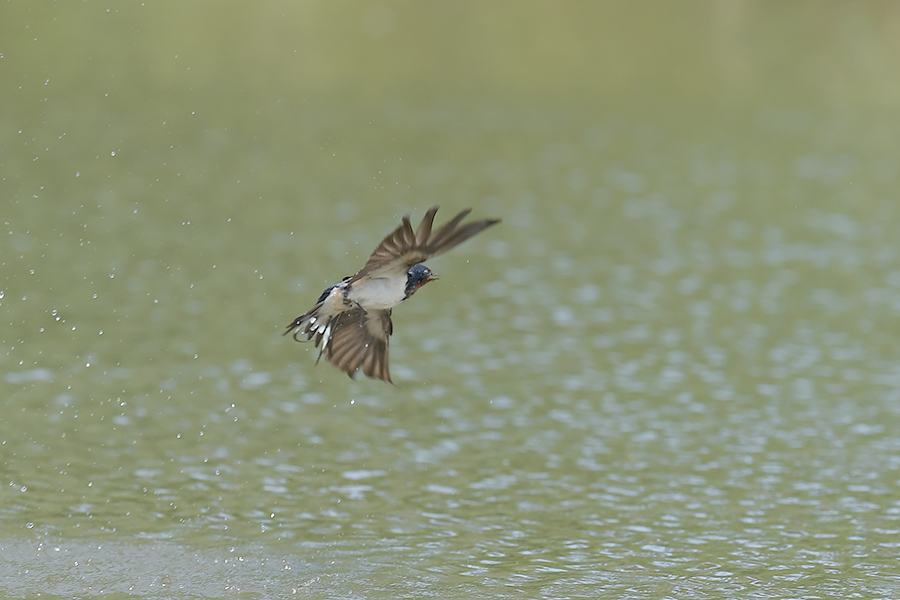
[284, 290, 394, 383]
[325, 307, 393, 382]
[349, 207, 500, 283]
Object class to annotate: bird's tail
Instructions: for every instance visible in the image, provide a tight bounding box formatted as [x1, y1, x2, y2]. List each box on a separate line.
[283, 308, 316, 341]
[284, 283, 349, 362]
[284, 304, 333, 363]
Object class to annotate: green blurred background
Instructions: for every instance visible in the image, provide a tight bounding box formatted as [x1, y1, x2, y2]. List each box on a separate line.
[3, 2, 900, 598]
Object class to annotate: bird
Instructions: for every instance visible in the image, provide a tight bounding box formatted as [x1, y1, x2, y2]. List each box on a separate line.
[284, 206, 500, 383]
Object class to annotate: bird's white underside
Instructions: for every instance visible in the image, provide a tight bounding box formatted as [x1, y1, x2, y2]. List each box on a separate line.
[346, 276, 406, 310]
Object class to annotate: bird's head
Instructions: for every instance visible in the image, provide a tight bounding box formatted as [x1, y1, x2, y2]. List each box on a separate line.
[404, 263, 438, 298]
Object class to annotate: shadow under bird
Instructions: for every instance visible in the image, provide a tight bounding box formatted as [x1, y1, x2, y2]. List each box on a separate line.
[285, 207, 500, 382]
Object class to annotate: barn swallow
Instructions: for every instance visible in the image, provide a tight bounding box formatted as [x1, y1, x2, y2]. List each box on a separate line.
[285, 207, 500, 382]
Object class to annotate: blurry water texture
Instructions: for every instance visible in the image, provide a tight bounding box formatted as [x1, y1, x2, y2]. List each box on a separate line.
[3, 2, 900, 598]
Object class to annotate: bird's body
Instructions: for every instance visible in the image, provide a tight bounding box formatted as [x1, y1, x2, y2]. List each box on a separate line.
[285, 207, 499, 382]
[346, 276, 406, 310]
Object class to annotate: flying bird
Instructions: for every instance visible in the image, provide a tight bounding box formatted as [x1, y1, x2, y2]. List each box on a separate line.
[285, 207, 500, 382]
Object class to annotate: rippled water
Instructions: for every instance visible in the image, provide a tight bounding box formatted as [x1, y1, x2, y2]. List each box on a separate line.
[4, 3, 900, 599]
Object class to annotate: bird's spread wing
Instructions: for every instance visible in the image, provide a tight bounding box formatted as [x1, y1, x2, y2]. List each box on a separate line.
[349, 207, 500, 282]
[284, 289, 394, 382]
[325, 307, 393, 382]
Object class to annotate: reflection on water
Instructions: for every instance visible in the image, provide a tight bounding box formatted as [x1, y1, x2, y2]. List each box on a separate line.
[4, 2, 900, 598]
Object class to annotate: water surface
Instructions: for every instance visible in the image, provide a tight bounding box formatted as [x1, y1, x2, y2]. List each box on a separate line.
[3, 3, 900, 598]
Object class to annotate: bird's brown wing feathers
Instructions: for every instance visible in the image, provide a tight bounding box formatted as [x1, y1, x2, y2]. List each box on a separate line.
[324, 307, 393, 383]
[349, 207, 500, 283]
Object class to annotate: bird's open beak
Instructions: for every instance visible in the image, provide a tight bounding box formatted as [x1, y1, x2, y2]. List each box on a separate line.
[428, 271, 439, 281]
